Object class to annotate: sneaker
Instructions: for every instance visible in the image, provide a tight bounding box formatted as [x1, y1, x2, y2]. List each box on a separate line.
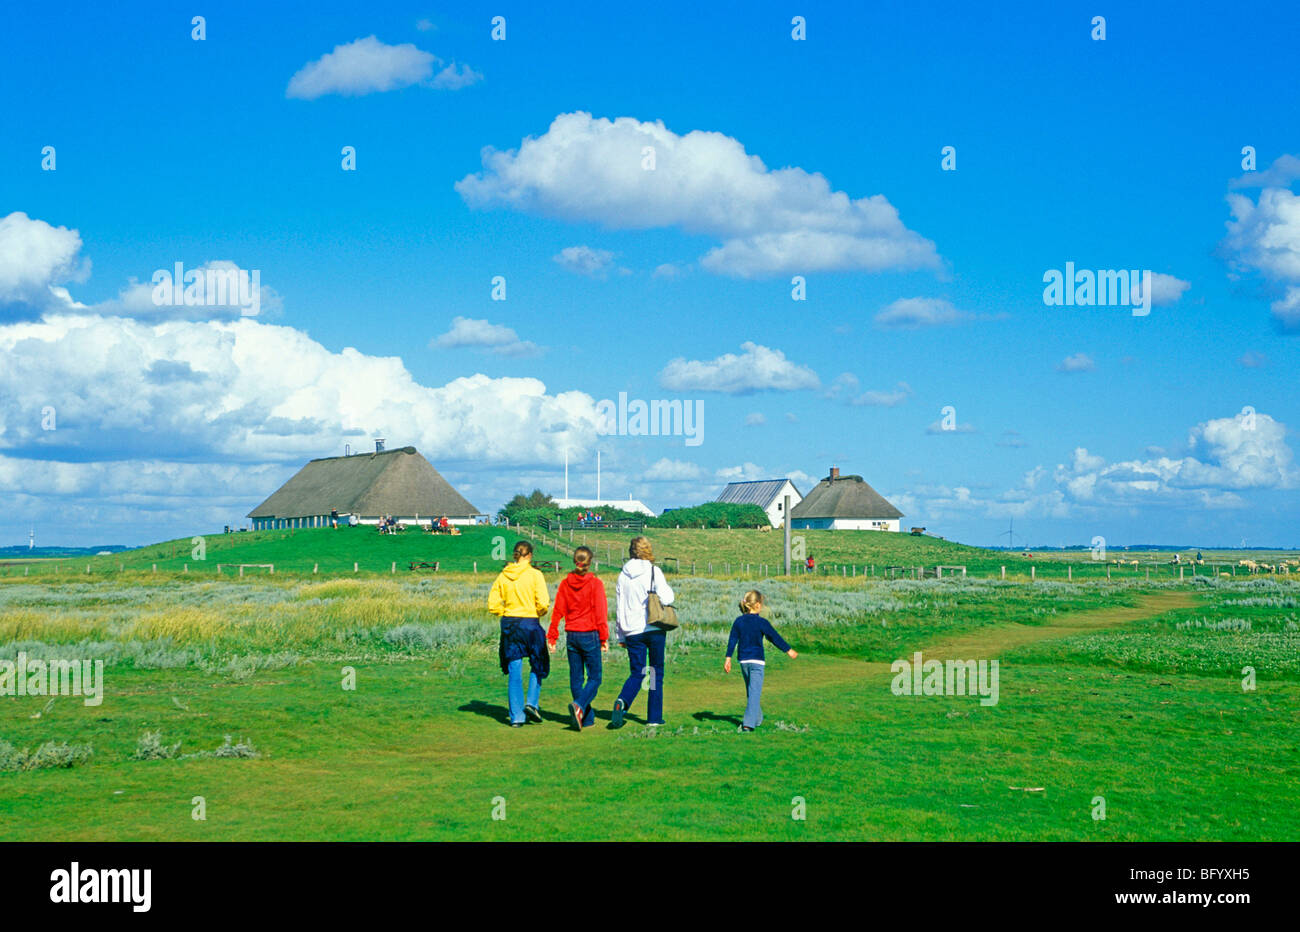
[524, 704, 543, 724]
[739, 725, 754, 732]
[511, 722, 523, 728]
[570, 702, 584, 731]
[647, 722, 664, 727]
[609, 698, 626, 729]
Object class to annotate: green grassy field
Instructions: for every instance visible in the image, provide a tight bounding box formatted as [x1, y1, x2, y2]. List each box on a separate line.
[544, 525, 1299, 583]
[1, 530, 1297, 839]
[2, 526, 574, 577]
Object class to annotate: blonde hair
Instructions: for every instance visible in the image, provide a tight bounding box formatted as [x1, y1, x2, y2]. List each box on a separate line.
[739, 590, 763, 614]
[629, 536, 653, 561]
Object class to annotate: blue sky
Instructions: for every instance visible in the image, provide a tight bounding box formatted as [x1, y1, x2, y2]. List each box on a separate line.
[2, 0, 1299, 548]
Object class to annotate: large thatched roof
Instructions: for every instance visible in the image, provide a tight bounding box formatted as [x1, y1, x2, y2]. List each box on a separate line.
[789, 472, 902, 520]
[247, 447, 478, 519]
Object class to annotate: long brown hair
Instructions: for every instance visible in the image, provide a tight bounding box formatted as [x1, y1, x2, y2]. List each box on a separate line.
[573, 546, 593, 574]
[512, 540, 534, 562]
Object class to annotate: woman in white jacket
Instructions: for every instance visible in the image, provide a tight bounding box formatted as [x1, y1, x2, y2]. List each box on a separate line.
[609, 536, 674, 728]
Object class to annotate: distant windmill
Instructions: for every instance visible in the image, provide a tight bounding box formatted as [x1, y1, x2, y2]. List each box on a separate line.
[28, 527, 34, 550]
[1000, 518, 1017, 550]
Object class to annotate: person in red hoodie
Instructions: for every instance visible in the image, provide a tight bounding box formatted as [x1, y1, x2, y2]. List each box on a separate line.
[547, 546, 609, 730]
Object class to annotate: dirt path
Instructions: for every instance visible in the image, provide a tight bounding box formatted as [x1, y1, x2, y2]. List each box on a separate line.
[859, 590, 1200, 675]
[918, 590, 1197, 658]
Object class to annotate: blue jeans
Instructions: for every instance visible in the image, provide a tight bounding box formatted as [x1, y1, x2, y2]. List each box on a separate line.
[506, 657, 542, 724]
[617, 629, 667, 725]
[566, 630, 603, 725]
[740, 662, 765, 728]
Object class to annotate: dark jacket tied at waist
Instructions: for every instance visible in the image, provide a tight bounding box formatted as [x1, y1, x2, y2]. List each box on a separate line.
[498, 616, 550, 679]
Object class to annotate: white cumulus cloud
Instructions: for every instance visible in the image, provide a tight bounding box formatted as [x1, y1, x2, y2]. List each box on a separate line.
[1222, 161, 1300, 331]
[659, 342, 819, 394]
[873, 297, 973, 330]
[1140, 272, 1190, 307]
[456, 112, 939, 279]
[432, 316, 542, 357]
[0, 212, 89, 316]
[553, 245, 618, 278]
[286, 36, 477, 99]
[0, 314, 597, 468]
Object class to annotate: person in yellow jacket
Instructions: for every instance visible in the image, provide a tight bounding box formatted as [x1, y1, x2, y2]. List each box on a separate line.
[488, 540, 551, 726]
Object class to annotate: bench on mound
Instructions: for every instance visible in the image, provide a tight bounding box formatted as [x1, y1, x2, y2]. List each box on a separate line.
[408, 560, 440, 572]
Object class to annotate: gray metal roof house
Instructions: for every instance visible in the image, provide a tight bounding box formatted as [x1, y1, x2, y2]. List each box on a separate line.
[715, 477, 803, 527]
[247, 446, 479, 530]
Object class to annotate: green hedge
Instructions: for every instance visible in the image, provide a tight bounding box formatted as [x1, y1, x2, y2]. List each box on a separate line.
[501, 500, 770, 530]
[647, 503, 769, 528]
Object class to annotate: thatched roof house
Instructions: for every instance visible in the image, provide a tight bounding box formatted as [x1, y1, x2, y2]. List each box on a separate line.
[789, 467, 903, 531]
[247, 446, 479, 529]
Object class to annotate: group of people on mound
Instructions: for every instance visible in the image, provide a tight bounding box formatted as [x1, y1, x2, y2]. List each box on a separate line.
[487, 536, 797, 732]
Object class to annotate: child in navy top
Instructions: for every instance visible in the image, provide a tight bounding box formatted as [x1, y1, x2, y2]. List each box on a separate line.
[724, 590, 797, 731]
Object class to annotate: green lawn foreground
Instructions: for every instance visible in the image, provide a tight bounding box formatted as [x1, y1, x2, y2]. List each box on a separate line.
[2, 587, 1296, 841]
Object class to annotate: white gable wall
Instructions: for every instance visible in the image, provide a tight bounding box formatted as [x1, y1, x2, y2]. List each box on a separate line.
[766, 480, 802, 527]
